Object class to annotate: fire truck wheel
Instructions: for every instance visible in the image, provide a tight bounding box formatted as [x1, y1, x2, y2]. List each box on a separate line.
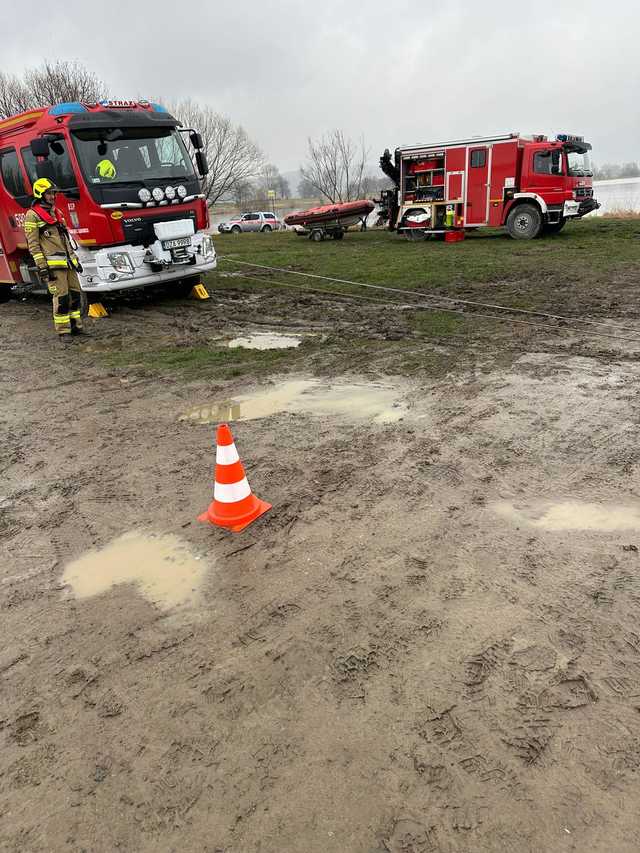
[174, 277, 199, 297]
[310, 229, 324, 242]
[506, 203, 543, 239]
[543, 218, 567, 235]
[0, 286, 12, 303]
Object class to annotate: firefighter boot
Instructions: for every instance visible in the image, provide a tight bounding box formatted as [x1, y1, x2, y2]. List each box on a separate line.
[69, 280, 87, 335]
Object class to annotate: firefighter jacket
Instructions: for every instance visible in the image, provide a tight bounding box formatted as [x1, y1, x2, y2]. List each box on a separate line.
[24, 204, 80, 274]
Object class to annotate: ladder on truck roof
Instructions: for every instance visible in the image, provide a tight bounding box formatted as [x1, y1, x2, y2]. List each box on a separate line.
[397, 133, 527, 154]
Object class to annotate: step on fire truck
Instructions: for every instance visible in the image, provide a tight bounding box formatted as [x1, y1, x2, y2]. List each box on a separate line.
[0, 100, 216, 302]
[378, 132, 599, 240]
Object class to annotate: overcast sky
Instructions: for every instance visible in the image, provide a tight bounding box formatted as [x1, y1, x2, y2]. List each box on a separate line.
[2, 0, 639, 172]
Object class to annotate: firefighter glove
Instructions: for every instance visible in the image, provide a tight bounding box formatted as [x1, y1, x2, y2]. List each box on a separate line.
[38, 268, 50, 285]
[48, 283, 59, 296]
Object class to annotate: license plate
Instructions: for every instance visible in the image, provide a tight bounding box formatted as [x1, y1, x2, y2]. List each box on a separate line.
[163, 237, 191, 249]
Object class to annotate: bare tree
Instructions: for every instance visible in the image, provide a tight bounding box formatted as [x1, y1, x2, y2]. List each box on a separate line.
[0, 73, 30, 118]
[256, 163, 290, 199]
[169, 99, 264, 206]
[0, 61, 106, 118]
[277, 175, 291, 199]
[297, 175, 320, 199]
[593, 162, 640, 180]
[620, 162, 640, 179]
[232, 178, 255, 207]
[300, 130, 372, 203]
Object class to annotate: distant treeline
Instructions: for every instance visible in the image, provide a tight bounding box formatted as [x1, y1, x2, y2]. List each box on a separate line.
[593, 162, 640, 180]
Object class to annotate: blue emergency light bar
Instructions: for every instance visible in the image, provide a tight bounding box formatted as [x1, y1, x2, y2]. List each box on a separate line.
[48, 102, 88, 115]
[556, 134, 584, 143]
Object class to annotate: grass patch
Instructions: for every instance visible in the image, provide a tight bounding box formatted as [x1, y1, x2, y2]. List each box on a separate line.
[107, 343, 299, 378]
[410, 310, 467, 337]
[105, 218, 640, 383]
[210, 218, 640, 307]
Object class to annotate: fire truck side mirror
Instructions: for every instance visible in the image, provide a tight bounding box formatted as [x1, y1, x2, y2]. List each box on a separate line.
[195, 151, 209, 177]
[190, 131, 204, 150]
[30, 138, 50, 158]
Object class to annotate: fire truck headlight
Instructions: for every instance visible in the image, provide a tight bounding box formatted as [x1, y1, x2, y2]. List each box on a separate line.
[152, 186, 165, 202]
[201, 235, 215, 258]
[138, 188, 152, 203]
[177, 185, 187, 199]
[108, 252, 134, 273]
[165, 185, 176, 200]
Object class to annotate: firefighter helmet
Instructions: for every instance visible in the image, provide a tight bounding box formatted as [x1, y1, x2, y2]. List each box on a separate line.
[33, 177, 59, 199]
[96, 159, 117, 180]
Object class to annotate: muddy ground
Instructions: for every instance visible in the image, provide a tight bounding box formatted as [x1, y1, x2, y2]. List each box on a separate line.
[2, 260, 640, 852]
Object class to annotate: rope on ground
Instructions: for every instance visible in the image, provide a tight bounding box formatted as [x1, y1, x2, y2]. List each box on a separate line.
[222, 260, 640, 345]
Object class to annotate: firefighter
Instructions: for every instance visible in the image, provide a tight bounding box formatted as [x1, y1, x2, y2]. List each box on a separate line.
[24, 178, 86, 343]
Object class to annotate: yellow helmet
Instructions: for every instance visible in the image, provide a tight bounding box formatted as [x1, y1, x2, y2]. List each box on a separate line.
[96, 159, 117, 180]
[33, 177, 59, 199]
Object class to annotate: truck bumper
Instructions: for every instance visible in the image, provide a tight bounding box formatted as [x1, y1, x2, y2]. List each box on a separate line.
[79, 257, 217, 293]
[76, 233, 217, 293]
[577, 198, 600, 217]
[560, 198, 600, 219]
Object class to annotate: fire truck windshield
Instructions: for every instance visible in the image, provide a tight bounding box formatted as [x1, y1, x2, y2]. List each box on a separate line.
[72, 127, 197, 185]
[566, 150, 593, 177]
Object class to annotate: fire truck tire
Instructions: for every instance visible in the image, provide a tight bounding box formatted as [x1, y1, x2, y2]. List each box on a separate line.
[174, 276, 199, 297]
[261, 224, 272, 233]
[333, 230, 344, 240]
[310, 229, 324, 242]
[0, 286, 12, 303]
[506, 203, 543, 239]
[231, 225, 242, 234]
[543, 218, 567, 235]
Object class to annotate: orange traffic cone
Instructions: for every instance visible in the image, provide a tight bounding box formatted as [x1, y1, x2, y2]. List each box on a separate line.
[198, 423, 272, 532]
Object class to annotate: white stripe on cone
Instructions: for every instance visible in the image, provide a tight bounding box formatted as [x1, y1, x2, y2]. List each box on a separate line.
[214, 477, 251, 503]
[216, 443, 240, 465]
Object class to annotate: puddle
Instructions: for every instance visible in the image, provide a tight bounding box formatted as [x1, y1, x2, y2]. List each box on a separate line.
[492, 500, 640, 531]
[179, 379, 408, 424]
[228, 332, 302, 350]
[62, 531, 208, 610]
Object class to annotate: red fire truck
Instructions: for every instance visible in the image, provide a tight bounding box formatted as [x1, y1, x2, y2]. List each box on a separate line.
[0, 100, 216, 302]
[379, 132, 599, 240]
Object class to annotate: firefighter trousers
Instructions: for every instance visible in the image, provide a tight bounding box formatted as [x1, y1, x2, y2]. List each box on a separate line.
[50, 269, 83, 335]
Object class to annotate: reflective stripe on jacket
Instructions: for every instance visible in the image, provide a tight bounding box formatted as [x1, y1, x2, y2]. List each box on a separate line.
[24, 205, 79, 272]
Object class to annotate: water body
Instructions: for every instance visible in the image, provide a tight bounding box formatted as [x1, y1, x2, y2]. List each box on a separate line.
[492, 500, 640, 532]
[593, 177, 640, 214]
[228, 333, 302, 350]
[62, 532, 208, 610]
[180, 379, 408, 424]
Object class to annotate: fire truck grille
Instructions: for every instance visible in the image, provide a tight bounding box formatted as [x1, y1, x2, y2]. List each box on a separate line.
[574, 187, 593, 198]
[121, 211, 197, 247]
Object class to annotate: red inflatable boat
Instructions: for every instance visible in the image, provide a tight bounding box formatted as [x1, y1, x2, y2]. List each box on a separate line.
[285, 199, 375, 240]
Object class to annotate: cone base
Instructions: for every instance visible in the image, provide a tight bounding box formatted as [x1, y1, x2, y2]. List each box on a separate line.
[198, 497, 272, 533]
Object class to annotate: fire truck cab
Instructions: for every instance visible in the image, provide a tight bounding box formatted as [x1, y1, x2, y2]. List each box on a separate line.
[379, 132, 599, 240]
[0, 100, 216, 301]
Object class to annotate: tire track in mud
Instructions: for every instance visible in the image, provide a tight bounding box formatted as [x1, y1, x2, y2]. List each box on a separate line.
[5, 280, 640, 851]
